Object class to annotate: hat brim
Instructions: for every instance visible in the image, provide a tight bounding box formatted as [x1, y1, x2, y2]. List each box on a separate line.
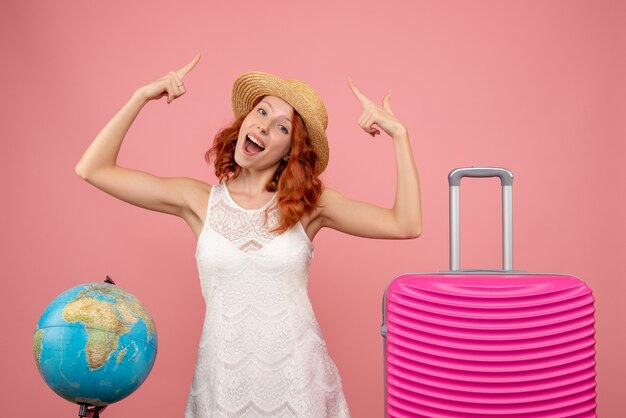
[232, 71, 328, 175]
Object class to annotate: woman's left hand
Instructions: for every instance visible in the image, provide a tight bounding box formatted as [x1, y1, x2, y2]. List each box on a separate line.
[349, 78, 408, 139]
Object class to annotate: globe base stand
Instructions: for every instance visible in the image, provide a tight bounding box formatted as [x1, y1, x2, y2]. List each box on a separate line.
[78, 403, 107, 418]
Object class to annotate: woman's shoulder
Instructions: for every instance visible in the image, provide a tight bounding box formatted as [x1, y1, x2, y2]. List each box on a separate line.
[174, 177, 212, 200]
[168, 177, 212, 215]
[300, 186, 334, 236]
[316, 186, 342, 208]
[175, 178, 214, 237]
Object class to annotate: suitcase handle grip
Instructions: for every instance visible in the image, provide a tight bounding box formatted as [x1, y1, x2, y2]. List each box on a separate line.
[449, 167, 513, 187]
[448, 166, 514, 271]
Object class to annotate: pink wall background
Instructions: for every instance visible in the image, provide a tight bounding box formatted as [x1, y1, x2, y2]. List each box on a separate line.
[2, 0, 624, 416]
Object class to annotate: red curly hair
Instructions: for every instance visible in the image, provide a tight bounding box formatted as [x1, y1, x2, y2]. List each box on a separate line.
[206, 97, 323, 234]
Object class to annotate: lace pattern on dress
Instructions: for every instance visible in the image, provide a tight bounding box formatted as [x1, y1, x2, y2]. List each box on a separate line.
[209, 184, 279, 253]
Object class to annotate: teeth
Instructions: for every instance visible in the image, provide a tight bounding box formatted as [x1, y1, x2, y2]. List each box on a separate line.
[247, 135, 265, 149]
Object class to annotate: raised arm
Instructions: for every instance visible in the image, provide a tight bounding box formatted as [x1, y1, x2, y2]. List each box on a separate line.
[75, 54, 207, 219]
[317, 78, 422, 239]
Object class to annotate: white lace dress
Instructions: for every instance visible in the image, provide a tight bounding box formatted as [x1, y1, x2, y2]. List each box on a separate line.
[185, 182, 351, 417]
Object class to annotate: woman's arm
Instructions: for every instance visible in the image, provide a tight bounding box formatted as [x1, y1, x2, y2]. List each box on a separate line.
[75, 54, 206, 218]
[317, 79, 422, 239]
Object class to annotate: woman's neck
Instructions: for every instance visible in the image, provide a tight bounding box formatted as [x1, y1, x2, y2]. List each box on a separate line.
[227, 167, 276, 197]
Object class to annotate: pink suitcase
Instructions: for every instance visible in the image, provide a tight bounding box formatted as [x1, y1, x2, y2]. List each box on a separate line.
[382, 167, 596, 417]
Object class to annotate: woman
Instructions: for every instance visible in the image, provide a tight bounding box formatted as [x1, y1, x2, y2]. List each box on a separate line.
[75, 53, 422, 417]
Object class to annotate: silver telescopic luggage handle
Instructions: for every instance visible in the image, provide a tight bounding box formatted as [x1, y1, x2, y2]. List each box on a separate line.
[448, 166, 514, 272]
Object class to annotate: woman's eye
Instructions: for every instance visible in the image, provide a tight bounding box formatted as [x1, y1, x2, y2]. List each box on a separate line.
[279, 125, 289, 134]
[257, 107, 267, 116]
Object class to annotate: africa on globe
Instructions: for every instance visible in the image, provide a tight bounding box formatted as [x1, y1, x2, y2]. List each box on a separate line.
[33, 279, 158, 408]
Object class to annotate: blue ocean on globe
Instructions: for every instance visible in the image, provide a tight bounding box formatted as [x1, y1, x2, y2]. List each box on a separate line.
[33, 282, 158, 407]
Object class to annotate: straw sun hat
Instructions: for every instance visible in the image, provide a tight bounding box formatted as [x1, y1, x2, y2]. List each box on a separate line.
[231, 71, 329, 175]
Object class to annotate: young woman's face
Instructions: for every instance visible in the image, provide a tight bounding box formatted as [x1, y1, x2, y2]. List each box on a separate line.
[234, 95, 294, 172]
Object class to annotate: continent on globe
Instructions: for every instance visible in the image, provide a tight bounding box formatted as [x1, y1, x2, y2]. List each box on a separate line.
[63, 297, 130, 370]
[33, 328, 44, 374]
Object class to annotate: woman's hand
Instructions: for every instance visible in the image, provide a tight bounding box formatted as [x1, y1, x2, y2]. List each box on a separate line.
[136, 53, 201, 104]
[349, 78, 407, 139]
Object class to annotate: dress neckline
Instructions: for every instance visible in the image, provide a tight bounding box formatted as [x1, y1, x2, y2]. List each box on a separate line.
[221, 182, 277, 212]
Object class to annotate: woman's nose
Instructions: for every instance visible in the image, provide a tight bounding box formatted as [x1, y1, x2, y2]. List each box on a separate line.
[257, 124, 268, 135]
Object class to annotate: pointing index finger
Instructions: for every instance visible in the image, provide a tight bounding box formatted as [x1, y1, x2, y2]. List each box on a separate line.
[177, 53, 201, 78]
[348, 77, 371, 105]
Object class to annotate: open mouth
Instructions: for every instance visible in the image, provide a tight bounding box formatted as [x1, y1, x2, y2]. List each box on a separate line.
[244, 134, 266, 155]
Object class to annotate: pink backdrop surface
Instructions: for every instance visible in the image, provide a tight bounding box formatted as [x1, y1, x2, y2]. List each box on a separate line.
[2, 0, 624, 416]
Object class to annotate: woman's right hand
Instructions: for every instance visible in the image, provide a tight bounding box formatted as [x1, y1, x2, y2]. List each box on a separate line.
[136, 53, 201, 104]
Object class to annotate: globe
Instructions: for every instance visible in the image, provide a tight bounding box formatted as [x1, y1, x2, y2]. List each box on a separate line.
[33, 280, 158, 407]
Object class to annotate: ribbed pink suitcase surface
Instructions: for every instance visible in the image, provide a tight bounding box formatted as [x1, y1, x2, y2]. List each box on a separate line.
[382, 167, 596, 417]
